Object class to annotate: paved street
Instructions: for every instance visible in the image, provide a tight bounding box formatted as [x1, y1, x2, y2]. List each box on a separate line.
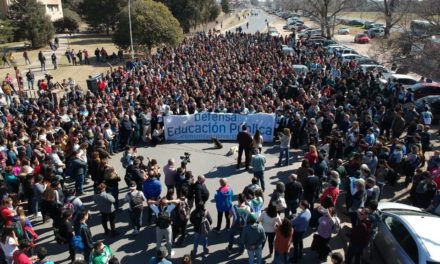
[32, 141, 341, 263]
[29, 8, 399, 264]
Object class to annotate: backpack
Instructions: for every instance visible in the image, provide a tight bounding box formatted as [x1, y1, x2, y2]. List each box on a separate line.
[233, 205, 248, 228]
[62, 197, 76, 214]
[156, 207, 171, 229]
[129, 191, 144, 209]
[177, 199, 190, 222]
[53, 228, 66, 244]
[200, 211, 211, 235]
[72, 224, 85, 252]
[120, 152, 130, 168]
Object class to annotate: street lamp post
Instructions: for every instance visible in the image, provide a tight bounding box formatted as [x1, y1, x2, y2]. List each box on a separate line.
[128, 0, 135, 59]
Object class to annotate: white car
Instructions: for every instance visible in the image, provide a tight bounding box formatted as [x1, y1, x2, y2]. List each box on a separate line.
[374, 202, 440, 264]
[339, 48, 359, 55]
[338, 27, 350, 35]
[340, 54, 365, 63]
[292, 65, 308, 75]
[282, 45, 294, 55]
[359, 64, 395, 79]
[381, 74, 419, 88]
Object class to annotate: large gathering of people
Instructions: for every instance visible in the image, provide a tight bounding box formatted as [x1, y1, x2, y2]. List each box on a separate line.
[0, 16, 438, 264]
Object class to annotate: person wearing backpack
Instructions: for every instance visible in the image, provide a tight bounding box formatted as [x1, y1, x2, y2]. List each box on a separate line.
[190, 202, 212, 258]
[171, 189, 190, 245]
[59, 211, 75, 262]
[213, 178, 233, 233]
[148, 197, 180, 258]
[93, 183, 118, 237]
[227, 193, 251, 254]
[74, 210, 94, 262]
[241, 213, 266, 264]
[125, 181, 146, 235]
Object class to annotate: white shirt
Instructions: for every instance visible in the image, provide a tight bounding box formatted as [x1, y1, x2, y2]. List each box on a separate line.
[0, 236, 18, 257]
[257, 211, 281, 233]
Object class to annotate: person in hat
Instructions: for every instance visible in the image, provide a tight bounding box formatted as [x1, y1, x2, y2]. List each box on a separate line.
[124, 181, 146, 235]
[236, 125, 253, 170]
[148, 246, 172, 264]
[241, 212, 266, 264]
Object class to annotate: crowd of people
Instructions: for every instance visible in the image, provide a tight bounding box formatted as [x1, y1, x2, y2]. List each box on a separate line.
[0, 22, 437, 264]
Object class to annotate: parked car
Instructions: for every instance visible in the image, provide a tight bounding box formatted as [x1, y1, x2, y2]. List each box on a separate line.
[339, 48, 359, 55]
[382, 74, 419, 88]
[368, 27, 385, 38]
[293, 65, 309, 75]
[357, 57, 380, 65]
[374, 202, 440, 264]
[359, 64, 395, 79]
[407, 82, 440, 100]
[354, 33, 370, 43]
[338, 27, 350, 35]
[340, 54, 365, 63]
[348, 20, 365, 26]
[413, 95, 440, 123]
[282, 45, 294, 55]
[322, 39, 338, 46]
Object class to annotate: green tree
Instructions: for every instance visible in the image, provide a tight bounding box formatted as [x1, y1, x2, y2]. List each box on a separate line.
[113, 0, 183, 54]
[61, 0, 83, 13]
[161, 0, 220, 33]
[221, 0, 230, 14]
[9, 0, 54, 48]
[0, 19, 16, 44]
[81, 0, 120, 35]
[160, 0, 195, 33]
[54, 8, 81, 33]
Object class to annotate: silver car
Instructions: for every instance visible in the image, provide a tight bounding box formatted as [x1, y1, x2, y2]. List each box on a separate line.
[374, 202, 440, 264]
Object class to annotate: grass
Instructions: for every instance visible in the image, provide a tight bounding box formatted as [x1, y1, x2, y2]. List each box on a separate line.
[0, 33, 122, 89]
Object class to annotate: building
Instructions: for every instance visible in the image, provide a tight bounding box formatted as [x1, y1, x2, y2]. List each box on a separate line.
[0, 0, 63, 21]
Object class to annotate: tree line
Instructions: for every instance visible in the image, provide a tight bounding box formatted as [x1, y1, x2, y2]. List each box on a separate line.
[1, 0, 230, 50]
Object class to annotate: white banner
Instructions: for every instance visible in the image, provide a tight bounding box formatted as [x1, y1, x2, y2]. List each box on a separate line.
[164, 113, 276, 142]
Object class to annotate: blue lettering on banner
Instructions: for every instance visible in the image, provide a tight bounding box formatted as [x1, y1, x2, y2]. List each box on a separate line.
[165, 113, 275, 142]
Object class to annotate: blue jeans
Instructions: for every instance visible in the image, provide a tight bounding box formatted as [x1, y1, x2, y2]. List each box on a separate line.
[75, 173, 84, 193]
[278, 148, 289, 166]
[106, 186, 119, 210]
[129, 208, 143, 230]
[193, 232, 208, 254]
[227, 224, 244, 251]
[274, 251, 289, 264]
[247, 247, 263, 264]
[254, 171, 265, 191]
[108, 140, 114, 154]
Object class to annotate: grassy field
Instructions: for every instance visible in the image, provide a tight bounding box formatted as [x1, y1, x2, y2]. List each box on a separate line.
[0, 33, 122, 89]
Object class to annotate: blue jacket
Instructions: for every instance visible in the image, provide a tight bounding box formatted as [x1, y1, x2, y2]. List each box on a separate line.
[291, 209, 311, 233]
[143, 177, 162, 199]
[215, 186, 233, 212]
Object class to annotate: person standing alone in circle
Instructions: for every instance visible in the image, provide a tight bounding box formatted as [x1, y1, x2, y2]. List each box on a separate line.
[237, 125, 253, 170]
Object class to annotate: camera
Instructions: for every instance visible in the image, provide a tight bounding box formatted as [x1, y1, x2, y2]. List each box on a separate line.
[180, 152, 191, 164]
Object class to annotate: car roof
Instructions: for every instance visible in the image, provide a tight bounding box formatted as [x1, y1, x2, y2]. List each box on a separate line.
[378, 202, 422, 212]
[399, 214, 440, 262]
[410, 82, 440, 89]
[359, 64, 386, 68]
[390, 74, 418, 80]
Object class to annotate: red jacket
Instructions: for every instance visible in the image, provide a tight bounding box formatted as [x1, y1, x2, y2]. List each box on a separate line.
[0, 206, 14, 226]
[320, 186, 340, 206]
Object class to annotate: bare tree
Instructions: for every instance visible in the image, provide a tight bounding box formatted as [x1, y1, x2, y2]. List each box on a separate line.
[369, 0, 413, 37]
[305, 0, 352, 39]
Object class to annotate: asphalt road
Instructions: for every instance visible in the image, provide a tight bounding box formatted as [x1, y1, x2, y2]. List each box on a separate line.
[228, 9, 276, 34]
[33, 141, 342, 264]
[31, 9, 388, 264]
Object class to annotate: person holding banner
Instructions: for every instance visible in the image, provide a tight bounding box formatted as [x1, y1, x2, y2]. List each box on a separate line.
[236, 125, 253, 170]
